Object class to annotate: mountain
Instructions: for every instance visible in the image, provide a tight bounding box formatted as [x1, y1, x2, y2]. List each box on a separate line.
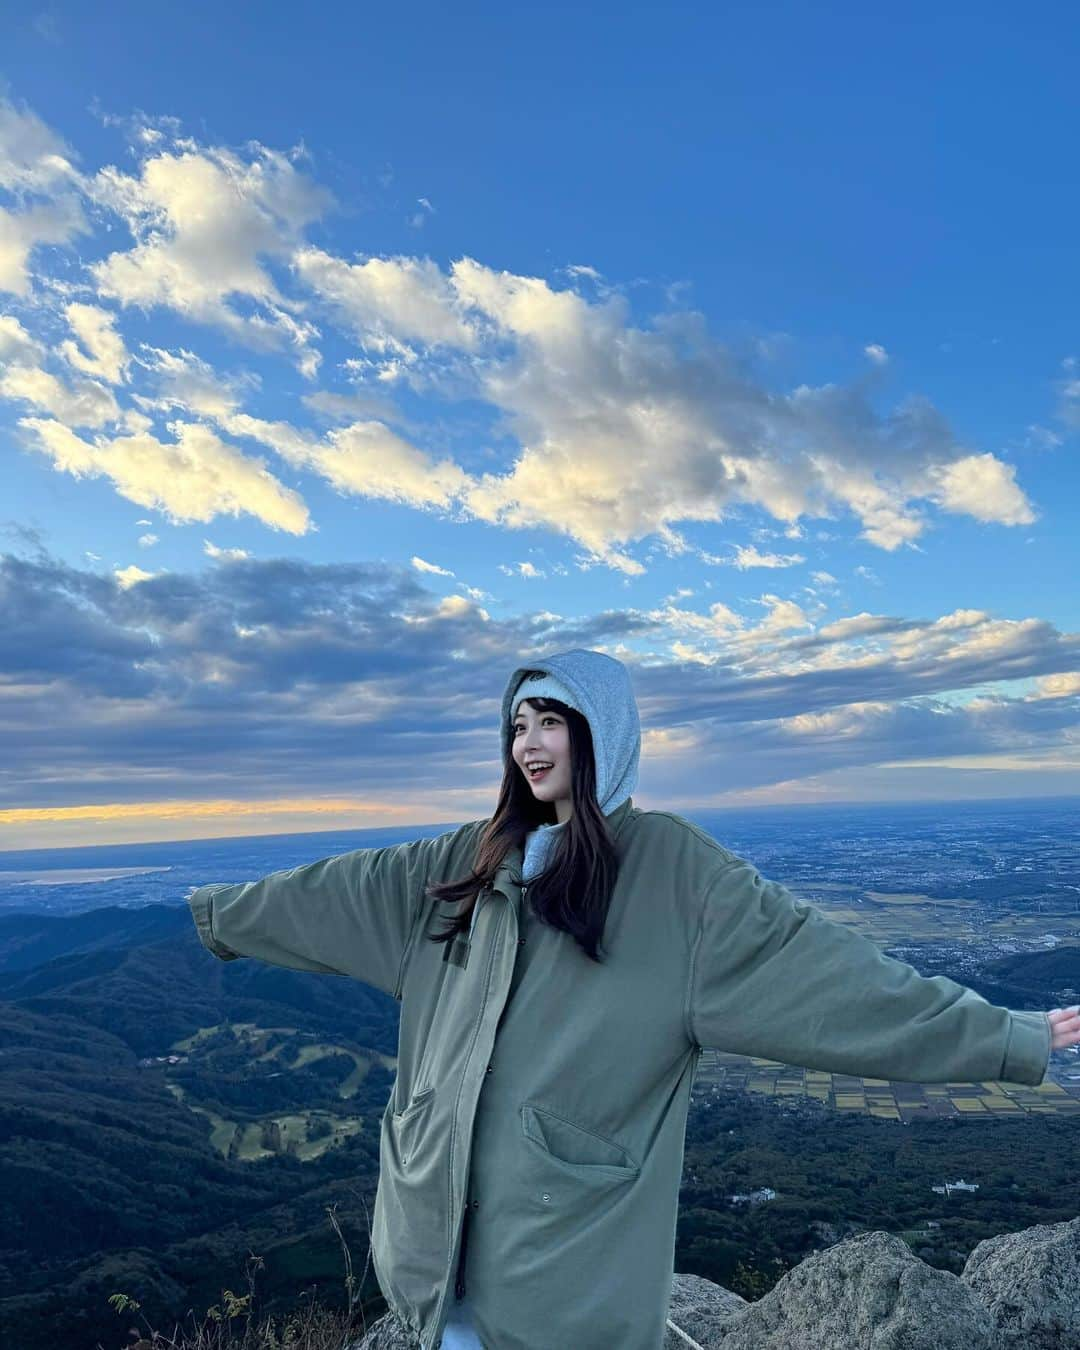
[0, 904, 403, 1348]
[0, 904, 191, 973]
[1, 872, 1078, 1349]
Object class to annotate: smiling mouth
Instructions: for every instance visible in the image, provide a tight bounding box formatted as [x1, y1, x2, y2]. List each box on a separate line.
[527, 764, 553, 780]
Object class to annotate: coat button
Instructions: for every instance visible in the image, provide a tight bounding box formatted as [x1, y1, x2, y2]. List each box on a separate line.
[541, 1192, 551, 1203]
[485, 1064, 493, 1074]
[517, 937, 525, 946]
[472, 1199, 480, 1209]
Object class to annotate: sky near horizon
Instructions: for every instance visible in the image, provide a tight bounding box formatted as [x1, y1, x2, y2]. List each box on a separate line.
[2, 2, 1079, 849]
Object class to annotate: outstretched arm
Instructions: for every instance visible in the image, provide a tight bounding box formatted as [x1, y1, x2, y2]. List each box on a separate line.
[186, 820, 480, 998]
[687, 859, 1054, 1086]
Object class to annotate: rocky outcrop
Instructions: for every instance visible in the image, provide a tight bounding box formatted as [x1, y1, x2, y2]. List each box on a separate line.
[663, 1272, 747, 1345]
[964, 1217, 1080, 1349]
[675, 1231, 999, 1349]
[351, 1217, 1080, 1349]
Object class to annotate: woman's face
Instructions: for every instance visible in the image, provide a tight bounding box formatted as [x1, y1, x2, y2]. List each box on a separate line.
[511, 700, 573, 822]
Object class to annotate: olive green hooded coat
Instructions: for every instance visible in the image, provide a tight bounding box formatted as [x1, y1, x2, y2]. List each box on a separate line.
[187, 651, 1052, 1350]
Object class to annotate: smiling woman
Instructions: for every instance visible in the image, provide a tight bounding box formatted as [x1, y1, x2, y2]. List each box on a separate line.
[185, 647, 1071, 1350]
[424, 665, 628, 966]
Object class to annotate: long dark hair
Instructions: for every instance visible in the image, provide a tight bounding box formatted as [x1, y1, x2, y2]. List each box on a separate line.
[425, 691, 620, 963]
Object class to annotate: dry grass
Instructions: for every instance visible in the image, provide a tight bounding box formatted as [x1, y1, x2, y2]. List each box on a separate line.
[96, 1191, 383, 1350]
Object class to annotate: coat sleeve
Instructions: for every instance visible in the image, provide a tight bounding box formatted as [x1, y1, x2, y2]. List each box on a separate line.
[186, 822, 479, 998]
[687, 859, 1052, 1086]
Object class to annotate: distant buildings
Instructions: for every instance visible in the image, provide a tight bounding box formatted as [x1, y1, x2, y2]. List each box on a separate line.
[931, 1178, 980, 1196]
[728, 1186, 777, 1207]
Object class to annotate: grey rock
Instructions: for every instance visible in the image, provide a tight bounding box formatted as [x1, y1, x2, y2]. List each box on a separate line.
[963, 1215, 1080, 1349]
[348, 1308, 419, 1349]
[663, 1272, 747, 1348]
[691, 1232, 1000, 1349]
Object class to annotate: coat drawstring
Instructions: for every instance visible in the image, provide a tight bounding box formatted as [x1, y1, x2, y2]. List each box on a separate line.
[454, 1203, 471, 1299]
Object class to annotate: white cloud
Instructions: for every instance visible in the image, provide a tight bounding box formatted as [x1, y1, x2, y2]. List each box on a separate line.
[816, 612, 899, 641]
[412, 556, 454, 576]
[564, 263, 603, 283]
[0, 195, 88, 295]
[436, 593, 488, 621]
[1023, 423, 1063, 450]
[204, 539, 250, 561]
[57, 303, 129, 383]
[295, 249, 479, 352]
[645, 598, 745, 641]
[0, 362, 120, 427]
[114, 563, 155, 588]
[0, 100, 88, 292]
[0, 97, 1044, 573]
[18, 416, 310, 532]
[301, 386, 399, 422]
[137, 533, 158, 547]
[497, 561, 546, 579]
[781, 702, 890, 737]
[1028, 672, 1080, 700]
[752, 593, 812, 635]
[0, 313, 45, 363]
[729, 544, 806, 569]
[131, 344, 258, 419]
[401, 592, 490, 625]
[439, 260, 1035, 568]
[925, 453, 1037, 526]
[88, 139, 332, 372]
[221, 411, 470, 512]
[0, 97, 81, 192]
[407, 197, 436, 229]
[864, 343, 889, 364]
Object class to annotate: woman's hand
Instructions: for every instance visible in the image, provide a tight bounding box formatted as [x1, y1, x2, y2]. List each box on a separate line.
[1047, 1006, 1080, 1051]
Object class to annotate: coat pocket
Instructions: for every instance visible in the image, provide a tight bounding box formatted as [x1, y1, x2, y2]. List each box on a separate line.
[520, 1101, 639, 1212]
[390, 1085, 436, 1169]
[371, 1084, 447, 1319]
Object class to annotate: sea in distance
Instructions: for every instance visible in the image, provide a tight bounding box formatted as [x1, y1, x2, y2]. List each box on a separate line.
[2, 794, 1079, 926]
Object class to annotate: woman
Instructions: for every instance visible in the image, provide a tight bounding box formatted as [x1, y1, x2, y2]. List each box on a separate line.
[187, 647, 1080, 1350]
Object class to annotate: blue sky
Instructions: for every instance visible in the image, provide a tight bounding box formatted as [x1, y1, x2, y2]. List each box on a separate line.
[2, 2, 1079, 847]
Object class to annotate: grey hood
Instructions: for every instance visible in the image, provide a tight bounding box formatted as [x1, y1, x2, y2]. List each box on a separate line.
[499, 647, 641, 817]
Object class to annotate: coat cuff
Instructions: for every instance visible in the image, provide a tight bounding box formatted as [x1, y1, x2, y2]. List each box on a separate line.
[188, 884, 242, 961]
[1000, 1010, 1052, 1085]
